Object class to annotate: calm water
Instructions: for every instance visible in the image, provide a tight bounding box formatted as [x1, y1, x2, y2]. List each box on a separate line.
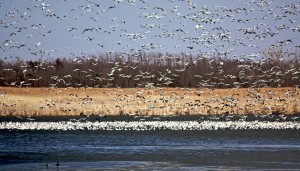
[0, 115, 300, 170]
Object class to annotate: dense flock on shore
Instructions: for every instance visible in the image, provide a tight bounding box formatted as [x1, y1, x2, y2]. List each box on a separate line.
[1, 113, 300, 130]
[1, 120, 300, 131]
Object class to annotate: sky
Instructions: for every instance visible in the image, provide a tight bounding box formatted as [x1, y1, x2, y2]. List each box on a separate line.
[0, 0, 299, 61]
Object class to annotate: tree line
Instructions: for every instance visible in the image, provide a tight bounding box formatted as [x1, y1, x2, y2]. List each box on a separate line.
[0, 50, 300, 88]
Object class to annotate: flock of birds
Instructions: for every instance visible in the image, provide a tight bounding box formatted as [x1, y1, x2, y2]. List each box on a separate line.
[1, 0, 299, 60]
[0, 86, 300, 122]
[1, 120, 300, 131]
[0, 0, 300, 121]
[1, 4, 300, 169]
[0, 0, 299, 89]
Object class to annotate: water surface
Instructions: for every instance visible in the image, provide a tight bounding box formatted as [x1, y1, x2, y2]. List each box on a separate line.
[1, 129, 300, 170]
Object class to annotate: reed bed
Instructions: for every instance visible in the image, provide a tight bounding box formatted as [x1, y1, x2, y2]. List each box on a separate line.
[0, 87, 299, 116]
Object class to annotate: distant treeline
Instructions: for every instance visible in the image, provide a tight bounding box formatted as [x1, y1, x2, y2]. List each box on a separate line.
[1, 50, 300, 88]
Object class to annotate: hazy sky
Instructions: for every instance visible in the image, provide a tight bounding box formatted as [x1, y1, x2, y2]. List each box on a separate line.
[0, 0, 299, 61]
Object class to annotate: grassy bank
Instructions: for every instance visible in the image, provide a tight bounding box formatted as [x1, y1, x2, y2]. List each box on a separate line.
[0, 87, 299, 116]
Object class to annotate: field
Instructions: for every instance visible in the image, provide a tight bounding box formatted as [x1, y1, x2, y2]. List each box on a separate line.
[0, 86, 299, 116]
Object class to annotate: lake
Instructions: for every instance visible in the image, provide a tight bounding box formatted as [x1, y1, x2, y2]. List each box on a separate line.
[0, 115, 300, 170]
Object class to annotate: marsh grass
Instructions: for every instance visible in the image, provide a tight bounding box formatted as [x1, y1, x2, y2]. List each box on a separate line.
[0, 87, 299, 116]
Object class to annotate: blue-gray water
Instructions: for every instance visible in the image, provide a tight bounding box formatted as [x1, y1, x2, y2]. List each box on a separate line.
[0, 115, 300, 170]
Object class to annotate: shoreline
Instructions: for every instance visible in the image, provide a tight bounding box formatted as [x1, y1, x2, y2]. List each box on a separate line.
[0, 87, 299, 116]
[1, 113, 300, 122]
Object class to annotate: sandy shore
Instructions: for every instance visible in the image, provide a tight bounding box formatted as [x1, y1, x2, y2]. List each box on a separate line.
[0, 87, 299, 116]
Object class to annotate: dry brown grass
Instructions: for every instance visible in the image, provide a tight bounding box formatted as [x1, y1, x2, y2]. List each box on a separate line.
[0, 86, 299, 116]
